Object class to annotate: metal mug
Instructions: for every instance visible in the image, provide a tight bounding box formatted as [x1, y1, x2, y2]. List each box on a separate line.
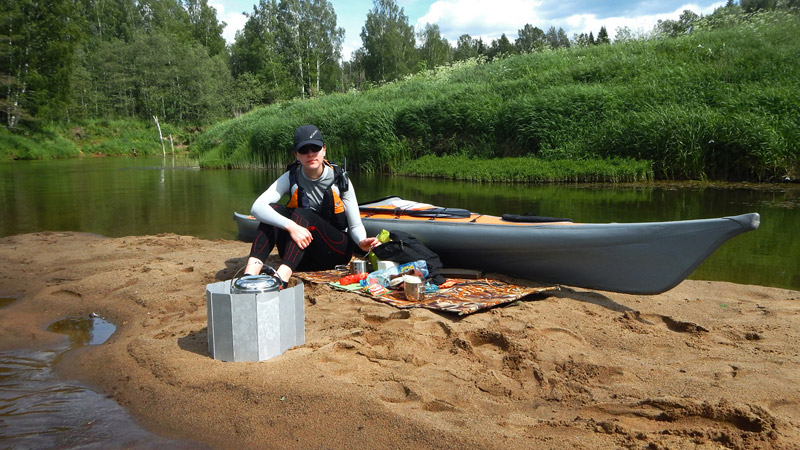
[350, 259, 368, 274]
[403, 275, 425, 302]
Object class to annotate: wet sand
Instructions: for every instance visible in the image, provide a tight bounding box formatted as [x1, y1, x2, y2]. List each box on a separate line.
[1, 232, 799, 449]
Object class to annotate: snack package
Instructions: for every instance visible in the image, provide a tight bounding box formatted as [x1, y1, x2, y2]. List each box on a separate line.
[361, 260, 429, 289]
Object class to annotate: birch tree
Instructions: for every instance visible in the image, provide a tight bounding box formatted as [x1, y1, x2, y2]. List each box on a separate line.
[303, 0, 343, 95]
[230, 0, 291, 102]
[516, 24, 546, 53]
[417, 23, 451, 70]
[184, 0, 227, 56]
[360, 0, 416, 83]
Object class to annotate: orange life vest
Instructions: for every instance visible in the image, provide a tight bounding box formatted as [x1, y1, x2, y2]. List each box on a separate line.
[285, 160, 349, 231]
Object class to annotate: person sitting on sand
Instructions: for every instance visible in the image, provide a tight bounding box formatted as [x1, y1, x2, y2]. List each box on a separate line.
[242, 125, 378, 288]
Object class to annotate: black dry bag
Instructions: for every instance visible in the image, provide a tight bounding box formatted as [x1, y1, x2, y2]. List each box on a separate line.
[371, 230, 445, 285]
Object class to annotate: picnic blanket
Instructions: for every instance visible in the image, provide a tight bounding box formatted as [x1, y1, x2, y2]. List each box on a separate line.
[295, 269, 558, 315]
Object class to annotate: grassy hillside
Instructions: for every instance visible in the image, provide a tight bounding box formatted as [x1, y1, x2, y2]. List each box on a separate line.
[0, 119, 188, 160]
[191, 10, 799, 182]
[0, 126, 81, 160]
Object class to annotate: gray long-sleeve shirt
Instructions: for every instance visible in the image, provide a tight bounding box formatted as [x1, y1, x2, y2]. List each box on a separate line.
[250, 165, 367, 244]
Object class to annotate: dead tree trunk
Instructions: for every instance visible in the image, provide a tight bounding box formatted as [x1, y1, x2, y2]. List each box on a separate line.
[153, 115, 165, 156]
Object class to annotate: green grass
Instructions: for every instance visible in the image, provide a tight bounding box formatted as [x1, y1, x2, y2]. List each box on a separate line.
[398, 155, 653, 183]
[0, 119, 191, 160]
[66, 119, 188, 156]
[191, 10, 800, 181]
[0, 126, 80, 160]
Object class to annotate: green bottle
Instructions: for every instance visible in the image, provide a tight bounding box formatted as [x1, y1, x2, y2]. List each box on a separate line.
[367, 229, 391, 271]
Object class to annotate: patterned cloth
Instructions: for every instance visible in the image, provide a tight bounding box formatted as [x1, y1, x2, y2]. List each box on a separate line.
[295, 269, 558, 315]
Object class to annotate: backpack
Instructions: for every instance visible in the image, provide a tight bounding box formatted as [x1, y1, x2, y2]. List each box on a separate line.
[371, 230, 446, 285]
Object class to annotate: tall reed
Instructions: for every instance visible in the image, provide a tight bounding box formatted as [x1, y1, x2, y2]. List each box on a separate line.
[398, 155, 653, 183]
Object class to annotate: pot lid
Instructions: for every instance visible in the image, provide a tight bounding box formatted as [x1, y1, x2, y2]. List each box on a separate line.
[231, 275, 281, 294]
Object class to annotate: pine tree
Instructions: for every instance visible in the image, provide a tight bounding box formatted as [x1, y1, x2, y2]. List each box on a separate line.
[597, 26, 610, 44]
[556, 27, 570, 48]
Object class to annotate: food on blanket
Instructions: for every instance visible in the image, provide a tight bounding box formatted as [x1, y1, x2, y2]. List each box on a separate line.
[364, 260, 429, 289]
[388, 276, 405, 289]
[338, 272, 368, 286]
[388, 269, 424, 289]
[350, 259, 369, 274]
[377, 260, 397, 271]
[367, 229, 392, 270]
[403, 276, 425, 302]
[366, 283, 390, 296]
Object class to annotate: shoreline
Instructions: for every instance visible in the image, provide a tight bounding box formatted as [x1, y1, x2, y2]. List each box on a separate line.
[2, 232, 799, 449]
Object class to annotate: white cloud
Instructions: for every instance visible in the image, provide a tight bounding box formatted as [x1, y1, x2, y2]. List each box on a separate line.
[415, 0, 724, 44]
[212, 2, 249, 44]
[562, 2, 725, 40]
[417, 0, 545, 42]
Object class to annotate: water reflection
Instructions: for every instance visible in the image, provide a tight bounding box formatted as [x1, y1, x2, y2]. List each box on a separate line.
[47, 315, 117, 348]
[0, 157, 797, 290]
[0, 316, 205, 449]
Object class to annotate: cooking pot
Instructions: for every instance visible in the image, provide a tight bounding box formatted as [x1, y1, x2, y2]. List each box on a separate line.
[231, 275, 282, 294]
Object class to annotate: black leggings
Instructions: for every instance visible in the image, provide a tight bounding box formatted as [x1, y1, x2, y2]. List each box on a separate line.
[250, 204, 355, 272]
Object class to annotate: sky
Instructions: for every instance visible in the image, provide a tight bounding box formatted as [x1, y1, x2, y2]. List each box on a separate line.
[210, 0, 726, 60]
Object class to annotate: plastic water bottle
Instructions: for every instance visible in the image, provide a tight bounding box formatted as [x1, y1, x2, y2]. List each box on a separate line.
[364, 270, 387, 287]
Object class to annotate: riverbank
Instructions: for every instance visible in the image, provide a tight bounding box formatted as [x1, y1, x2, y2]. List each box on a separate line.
[0, 119, 189, 161]
[1, 232, 799, 449]
[190, 11, 800, 181]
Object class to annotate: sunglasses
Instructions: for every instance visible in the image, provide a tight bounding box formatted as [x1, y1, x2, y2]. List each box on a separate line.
[297, 145, 322, 155]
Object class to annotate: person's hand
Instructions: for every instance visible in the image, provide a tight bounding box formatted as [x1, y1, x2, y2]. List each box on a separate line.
[287, 222, 313, 249]
[358, 237, 379, 252]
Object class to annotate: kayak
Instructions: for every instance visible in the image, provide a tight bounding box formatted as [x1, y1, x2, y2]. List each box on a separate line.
[233, 196, 760, 294]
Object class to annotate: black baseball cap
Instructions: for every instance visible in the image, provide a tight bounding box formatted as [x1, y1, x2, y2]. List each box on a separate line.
[293, 125, 324, 152]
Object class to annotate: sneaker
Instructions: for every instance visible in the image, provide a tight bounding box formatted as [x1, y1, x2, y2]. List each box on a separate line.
[260, 265, 278, 276]
[274, 276, 289, 290]
[261, 265, 288, 290]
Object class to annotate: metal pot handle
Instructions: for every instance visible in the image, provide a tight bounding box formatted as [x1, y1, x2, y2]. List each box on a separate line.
[230, 265, 246, 294]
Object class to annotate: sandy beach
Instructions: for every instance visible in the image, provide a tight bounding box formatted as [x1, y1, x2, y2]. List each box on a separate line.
[1, 232, 799, 449]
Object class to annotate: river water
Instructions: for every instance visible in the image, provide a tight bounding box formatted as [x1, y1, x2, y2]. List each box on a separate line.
[0, 310, 205, 449]
[1, 156, 797, 290]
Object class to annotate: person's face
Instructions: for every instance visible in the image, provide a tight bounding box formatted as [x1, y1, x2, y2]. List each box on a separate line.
[295, 145, 325, 171]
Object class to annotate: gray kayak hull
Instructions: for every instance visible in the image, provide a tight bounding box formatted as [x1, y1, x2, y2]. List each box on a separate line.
[234, 201, 760, 294]
[361, 212, 759, 294]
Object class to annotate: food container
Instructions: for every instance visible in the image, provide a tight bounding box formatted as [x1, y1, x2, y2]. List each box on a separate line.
[403, 275, 425, 302]
[350, 259, 368, 274]
[377, 260, 397, 271]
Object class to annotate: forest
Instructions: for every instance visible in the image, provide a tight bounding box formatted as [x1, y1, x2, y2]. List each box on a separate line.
[1, 0, 798, 181]
[0, 0, 627, 125]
